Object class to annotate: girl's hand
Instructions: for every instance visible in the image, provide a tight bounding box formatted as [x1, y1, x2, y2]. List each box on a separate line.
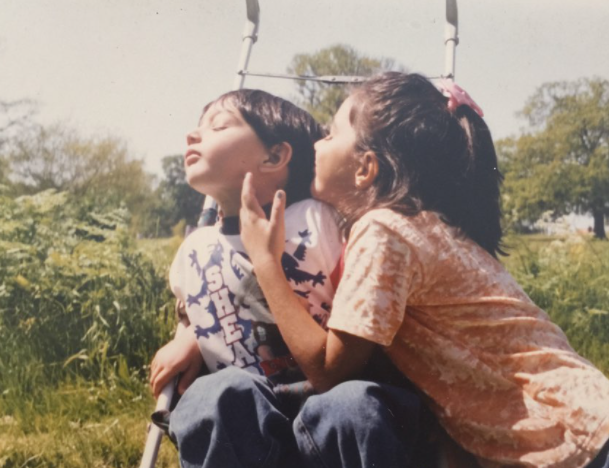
[150, 327, 203, 398]
[240, 172, 286, 267]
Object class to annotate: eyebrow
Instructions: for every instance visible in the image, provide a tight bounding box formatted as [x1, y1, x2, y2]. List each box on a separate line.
[199, 107, 238, 125]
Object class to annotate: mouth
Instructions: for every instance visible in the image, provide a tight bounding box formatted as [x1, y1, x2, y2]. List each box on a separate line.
[184, 149, 201, 167]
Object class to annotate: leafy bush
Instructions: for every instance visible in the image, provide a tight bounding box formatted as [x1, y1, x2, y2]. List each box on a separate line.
[505, 234, 609, 375]
[0, 190, 174, 405]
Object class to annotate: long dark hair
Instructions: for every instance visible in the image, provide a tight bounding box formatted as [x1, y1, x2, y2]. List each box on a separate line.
[203, 89, 325, 206]
[347, 72, 505, 257]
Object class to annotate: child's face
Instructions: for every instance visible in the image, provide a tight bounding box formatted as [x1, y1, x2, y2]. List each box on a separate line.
[185, 101, 268, 198]
[311, 97, 360, 210]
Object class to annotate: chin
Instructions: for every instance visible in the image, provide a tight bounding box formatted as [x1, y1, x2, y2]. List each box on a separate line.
[185, 171, 211, 196]
[310, 188, 330, 205]
[310, 180, 323, 199]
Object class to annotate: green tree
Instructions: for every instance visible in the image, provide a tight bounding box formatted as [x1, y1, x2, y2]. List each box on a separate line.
[0, 190, 173, 388]
[5, 122, 160, 233]
[0, 99, 36, 189]
[0, 98, 36, 151]
[288, 44, 402, 124]
[499, 78, 609, 238]
[157, 154, 205, 229]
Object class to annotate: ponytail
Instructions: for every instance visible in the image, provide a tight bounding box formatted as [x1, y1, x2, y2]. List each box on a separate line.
[454, 106, 505, 257]
[347, 72, 506, 258]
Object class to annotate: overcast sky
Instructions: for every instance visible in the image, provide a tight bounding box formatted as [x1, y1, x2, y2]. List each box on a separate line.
[1, 0, 608, 177]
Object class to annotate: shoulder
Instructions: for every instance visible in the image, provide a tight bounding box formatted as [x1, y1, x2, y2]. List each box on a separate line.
[179, 225, 219, 247]
[353, 209, 448, 240]
[172, 225, 222, 263]
[284, 199, 343, 267]
[285, 199, 342, 240]
[286, 198, 341, 223]
[348, 210, 453, 267]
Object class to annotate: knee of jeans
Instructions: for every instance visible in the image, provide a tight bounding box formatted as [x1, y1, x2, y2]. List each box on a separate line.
[297, 381, 381, 426]
[170, 367, 267, 438]
[187, 367, 267, 409]
[297, 381, 419, 433]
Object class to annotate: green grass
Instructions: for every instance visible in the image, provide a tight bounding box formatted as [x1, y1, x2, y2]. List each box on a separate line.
[0, 193, 181, 467]
[0, 380, 178, 468]
[502, 232, 609, 375]
[2, 224, 608, 467]
[136, 237, 182, 275]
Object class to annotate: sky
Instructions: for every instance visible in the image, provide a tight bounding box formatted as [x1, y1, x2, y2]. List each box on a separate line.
[1, 0, 608, 177]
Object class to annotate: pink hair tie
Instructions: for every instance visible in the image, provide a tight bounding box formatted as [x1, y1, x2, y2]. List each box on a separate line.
[438, 79, 484, 117]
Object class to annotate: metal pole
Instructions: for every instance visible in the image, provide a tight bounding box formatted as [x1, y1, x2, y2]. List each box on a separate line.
[139, 320, 187, 468]
[202, 0, 260, 223]
[140, 3, 261, 467]
[233, 0, 260, 90]
[444, 0, 459, 80]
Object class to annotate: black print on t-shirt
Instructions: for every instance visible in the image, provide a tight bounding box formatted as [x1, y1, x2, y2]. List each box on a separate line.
[281, 229, 326, 289]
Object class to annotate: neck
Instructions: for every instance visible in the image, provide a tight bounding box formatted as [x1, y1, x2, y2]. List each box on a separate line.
[220, 203, 273, 235]
[214, 192, 276, 218]
[208, 176, 279, 217]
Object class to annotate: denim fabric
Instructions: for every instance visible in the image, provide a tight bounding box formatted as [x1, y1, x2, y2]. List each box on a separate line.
[168, 367, 422, 468]
[588, 438, 609, 468]
[169, 367, 300, 468]
[294, 380, 421, 468]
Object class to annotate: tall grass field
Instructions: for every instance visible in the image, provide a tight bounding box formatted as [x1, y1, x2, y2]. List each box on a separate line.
[1, 191, 608, 467]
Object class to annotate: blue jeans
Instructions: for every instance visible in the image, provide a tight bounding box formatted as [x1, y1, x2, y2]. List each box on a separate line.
[588, 438, 609, 468]
[168, 367, 421, 468]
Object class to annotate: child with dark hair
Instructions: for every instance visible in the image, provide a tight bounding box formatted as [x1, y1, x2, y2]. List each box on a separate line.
[241, 72, 609, 468]
[151, 90, 418, 468]
[151, 89, 341, 392]
[150, 89, 346, 467]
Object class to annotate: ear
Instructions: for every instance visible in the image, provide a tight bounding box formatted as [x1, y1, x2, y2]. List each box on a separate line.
[259, 142, 292, 173]
[355, 151, 378, 189]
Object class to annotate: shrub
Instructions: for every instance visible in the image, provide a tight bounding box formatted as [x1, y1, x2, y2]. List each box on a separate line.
[505, 234, 609, 375]
[0, 190, 174, 404]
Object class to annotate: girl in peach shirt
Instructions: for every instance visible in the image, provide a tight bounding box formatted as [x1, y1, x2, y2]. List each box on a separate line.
[241, 72, 609, 468]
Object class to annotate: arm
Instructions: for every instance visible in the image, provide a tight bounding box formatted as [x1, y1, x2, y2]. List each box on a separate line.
[150, 322, 204, 398]
[240, 173, 375, 392]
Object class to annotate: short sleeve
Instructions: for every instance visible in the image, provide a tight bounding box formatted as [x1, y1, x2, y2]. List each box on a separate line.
[169, 239, 187, 304]
[327, 213, 414, 346]
[168, 227, 212, 305]
[314, 201, 343, 273]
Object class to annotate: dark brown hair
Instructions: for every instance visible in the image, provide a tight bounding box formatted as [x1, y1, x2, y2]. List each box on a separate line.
[203, 89, 325, 206]
[347, 72, 505, 257]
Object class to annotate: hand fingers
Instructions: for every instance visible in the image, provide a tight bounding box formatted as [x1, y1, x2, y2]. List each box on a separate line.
[152, 368, 172, 400]
[177, 363, 200, 395]
[241, 172, 265, 217]
[269, 190, 286, 232]
[149, 358, 159, 386]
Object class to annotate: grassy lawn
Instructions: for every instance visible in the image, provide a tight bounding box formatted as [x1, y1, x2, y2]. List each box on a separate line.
[0, 382, 179, 468]
[2, 232, 608, 467]
[136, 236, 183, 274]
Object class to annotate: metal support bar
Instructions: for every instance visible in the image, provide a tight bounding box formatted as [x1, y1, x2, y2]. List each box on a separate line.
[238, 70, 367, 84]
[139, 319, 188, 468]
[139, 2, 261, 468]
[203, 0, 260, 223]
[444, 0, 459, 80]
[233, 0, 260, 89]
[238, 70, 442, 84]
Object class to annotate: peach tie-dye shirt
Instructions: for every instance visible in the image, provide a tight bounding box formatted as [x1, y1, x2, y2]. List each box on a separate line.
[327, 209, 609, 468]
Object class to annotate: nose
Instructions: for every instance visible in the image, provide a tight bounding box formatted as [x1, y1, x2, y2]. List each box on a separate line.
[186, 128, 201, 145]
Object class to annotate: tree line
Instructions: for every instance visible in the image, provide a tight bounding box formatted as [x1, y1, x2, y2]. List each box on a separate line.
[0, 105, 204, 237]
[1, 44, 607, 238]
